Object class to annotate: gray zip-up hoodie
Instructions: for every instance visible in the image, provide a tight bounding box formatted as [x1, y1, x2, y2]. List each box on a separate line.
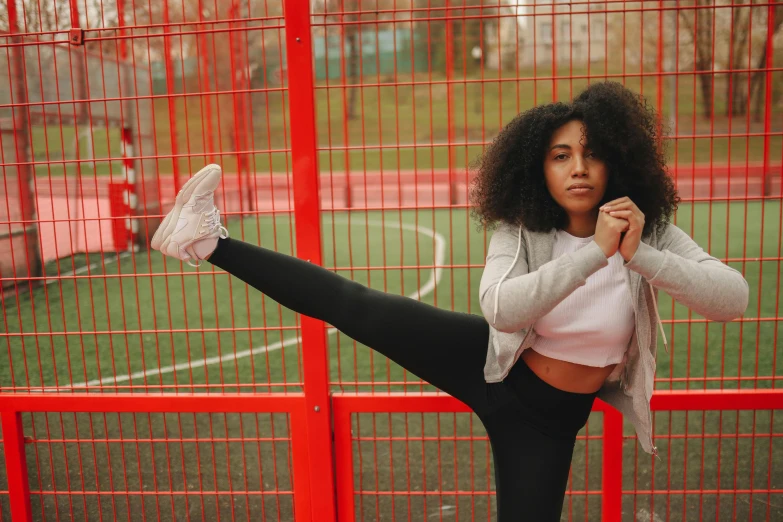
[479, 222, 749, 455]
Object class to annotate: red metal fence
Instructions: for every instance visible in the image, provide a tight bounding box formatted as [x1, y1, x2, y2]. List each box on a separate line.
[1, 0, 782, 521]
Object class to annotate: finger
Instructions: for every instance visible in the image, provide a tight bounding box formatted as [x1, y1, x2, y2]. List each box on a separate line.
[604, 204, 644, 223]
[601, 196, 631, 209]
[601, 211, 628, 222]
[601, 202, 634, 212]
[601, 200, 639, 212]
[614, 220, 631, 233]
[604, 214, 631, 230]
[609, 211, 644, 229]
[607, 210, 637, 220]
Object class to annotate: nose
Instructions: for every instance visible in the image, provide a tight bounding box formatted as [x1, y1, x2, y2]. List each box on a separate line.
[571, 155, 588, 177]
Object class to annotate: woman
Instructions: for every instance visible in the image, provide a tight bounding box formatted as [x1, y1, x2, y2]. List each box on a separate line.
[151, 82, 748, 521]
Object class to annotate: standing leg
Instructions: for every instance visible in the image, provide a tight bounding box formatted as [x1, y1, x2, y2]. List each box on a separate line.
[481, 359, 597, 521]
[485, 414, 580, 521]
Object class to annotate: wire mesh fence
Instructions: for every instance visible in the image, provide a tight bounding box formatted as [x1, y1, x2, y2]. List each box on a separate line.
[0, 0, 781, 521]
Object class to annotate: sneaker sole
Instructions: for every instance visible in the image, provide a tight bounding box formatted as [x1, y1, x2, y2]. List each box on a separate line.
[150, 164, 222, 250]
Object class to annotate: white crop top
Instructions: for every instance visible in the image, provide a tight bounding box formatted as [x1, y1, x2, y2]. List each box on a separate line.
[531, 230, 635, 367]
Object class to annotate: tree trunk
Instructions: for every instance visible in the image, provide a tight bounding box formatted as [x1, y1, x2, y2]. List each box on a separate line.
[751, 4, 783, 120]
[696, 56, 714, 119]
[346, 27, 359, 120]
[750, 44, 768, 121]
[346, 1, 359, 120]
[726, 7, 750, 117]
[681, 2, 716, 120]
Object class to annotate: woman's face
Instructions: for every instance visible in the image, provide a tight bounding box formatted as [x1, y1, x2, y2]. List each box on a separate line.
[543, 119, 608, 218]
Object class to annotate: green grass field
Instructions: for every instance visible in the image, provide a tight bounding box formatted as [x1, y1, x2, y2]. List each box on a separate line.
[1, 204, 782, 521]
[27, 70, 783, 179]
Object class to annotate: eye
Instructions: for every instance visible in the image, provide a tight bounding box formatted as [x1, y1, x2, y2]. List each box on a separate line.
[586, 151, 598, 159]
[554, 153, 568, 160]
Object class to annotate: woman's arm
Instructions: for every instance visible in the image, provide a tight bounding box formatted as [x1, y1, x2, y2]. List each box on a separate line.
[625, 224, 749, 321]
[479, 223, 609, 333]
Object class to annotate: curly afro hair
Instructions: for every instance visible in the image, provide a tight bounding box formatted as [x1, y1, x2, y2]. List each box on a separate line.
[470, 81, 679, 236]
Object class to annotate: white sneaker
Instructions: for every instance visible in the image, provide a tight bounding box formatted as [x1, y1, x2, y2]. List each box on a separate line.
[150, 165, 216, 250]
[150, 164, 228, 267]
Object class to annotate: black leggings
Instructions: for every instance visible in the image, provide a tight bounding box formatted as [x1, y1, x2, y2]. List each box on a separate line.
[209, 238, 596, 522]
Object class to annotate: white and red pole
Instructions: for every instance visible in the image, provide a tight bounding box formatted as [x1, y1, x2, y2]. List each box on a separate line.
[121, 126, 138, 251]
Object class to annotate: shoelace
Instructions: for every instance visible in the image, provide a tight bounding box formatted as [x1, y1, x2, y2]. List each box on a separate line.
[204, 207, 229, 237]
[186, 206, 229, 268]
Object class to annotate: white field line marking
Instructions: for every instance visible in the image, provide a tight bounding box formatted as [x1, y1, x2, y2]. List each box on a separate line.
[44, 252, 131, 286]
[47, 218, 446, 390]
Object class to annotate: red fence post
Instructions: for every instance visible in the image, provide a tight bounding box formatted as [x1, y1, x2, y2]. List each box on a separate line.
[198, 0, 216, 164]
[445, 0, 456, 204]
[762, 5, 775, 195]
[601, 407, 623, 522]
[339, 1, 352, 209]
[283, 2, 339, 522]
[7, 0, 42, 280]
[332, 399, 357, 522]
[290, 403, 314, 522]
[227, 1, 250, 213]
[67, 0, 91, 258]
[162, 1, 182, 194]
[2, 411, 32, 522]
[656, 0, 665, 148]
[551, 8, 557, 101]
[116, 0, 155, 246]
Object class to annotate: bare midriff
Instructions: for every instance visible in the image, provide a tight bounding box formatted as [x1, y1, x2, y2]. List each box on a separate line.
[521, 349, 617, 394]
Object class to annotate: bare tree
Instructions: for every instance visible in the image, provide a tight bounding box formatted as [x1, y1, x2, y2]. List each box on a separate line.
[720, 0, 783, 118]
[679, 0, 716, 119]
[681, 0, 782, 119]
[726, 3, 753, 116]
[0, 0, 74, 33]
[312, 0, 404, 120]
[749, 1, 783, 120]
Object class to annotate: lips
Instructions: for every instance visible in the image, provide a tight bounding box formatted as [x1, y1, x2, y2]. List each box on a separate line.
[567, 183, 594, 195]
[568, 183, 594, 191]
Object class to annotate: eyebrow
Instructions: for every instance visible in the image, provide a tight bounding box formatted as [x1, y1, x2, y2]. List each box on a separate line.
[550, 143, 593, 152]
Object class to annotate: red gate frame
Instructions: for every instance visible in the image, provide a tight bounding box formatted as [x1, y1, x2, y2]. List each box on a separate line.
[1, 394, 313, 522]
[2, 390, 782, 521]
[332, 391, 783, 522]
